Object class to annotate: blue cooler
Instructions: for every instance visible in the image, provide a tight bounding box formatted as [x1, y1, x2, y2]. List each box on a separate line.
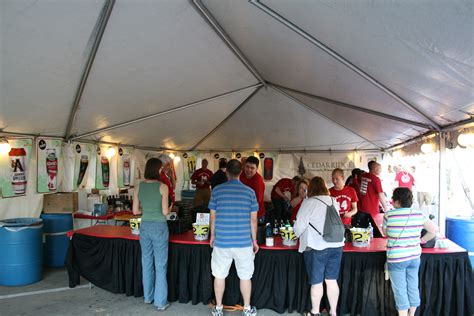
[446, 216, 474, 269]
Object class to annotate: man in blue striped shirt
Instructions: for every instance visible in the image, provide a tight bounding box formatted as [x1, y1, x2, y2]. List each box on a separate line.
[209, 159, 259, 316]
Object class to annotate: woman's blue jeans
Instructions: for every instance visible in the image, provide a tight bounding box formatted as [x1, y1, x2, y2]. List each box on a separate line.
[388, 257, 421, 311]
[139, 221, 169, 308]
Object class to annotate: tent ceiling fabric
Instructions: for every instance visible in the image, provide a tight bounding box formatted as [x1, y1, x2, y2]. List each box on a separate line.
[79, 86, 257, 150]
[202, 0, 439, 128]
[71, 0, 257, 137]
[281, 87, 428, 149]
[257, 0, 474, 125]
[0, 0, 103, 136]
[197, 86, 375, 151]
[1, 0, 472, 152]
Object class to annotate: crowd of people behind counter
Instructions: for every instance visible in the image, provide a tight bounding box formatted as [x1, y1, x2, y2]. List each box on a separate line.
[131, 155, 437, 316]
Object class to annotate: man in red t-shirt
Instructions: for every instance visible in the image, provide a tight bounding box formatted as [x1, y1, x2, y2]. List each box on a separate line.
[239, 156, 266, 218]
[356, 161, 389, 227]
[159, 154, 176, 208]
[270, 176, 300, 223]
[329, 168, 358, 226]
[394, 166, 415, 190]
[191, 159, 213, 207]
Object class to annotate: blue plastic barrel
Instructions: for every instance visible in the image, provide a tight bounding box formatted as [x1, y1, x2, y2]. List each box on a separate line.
[40, 214, 73, 267]
[446, 217, 474, 268]
[0, 218, 43, 286]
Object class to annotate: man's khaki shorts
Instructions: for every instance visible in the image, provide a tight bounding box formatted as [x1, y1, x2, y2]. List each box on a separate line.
[211, 246, 255, 280]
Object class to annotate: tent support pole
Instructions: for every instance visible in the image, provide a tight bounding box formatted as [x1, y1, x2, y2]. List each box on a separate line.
[70, 84, 261, 140]
[64, 0, 115, 140]
[269, 82, 433, 130]
[249, 0, 441, 131]
[190, 84, 263, 150]
[438, 132, 447, 235]
[271, 85, 383, 150]
[192, 0, 266, 87]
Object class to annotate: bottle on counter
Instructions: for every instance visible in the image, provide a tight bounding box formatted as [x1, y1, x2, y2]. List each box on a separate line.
[273, 220, 279, 236]
[368, 222, 373, 242]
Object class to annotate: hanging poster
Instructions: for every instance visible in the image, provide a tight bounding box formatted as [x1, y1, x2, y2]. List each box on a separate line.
[117, 147, 134, 188]
[258, 152, 277, 181]
[0, 138, 33, 198]
[232, 151, 256, 166]
[72, 143, 94, 191]
[95, 145, 113, 190]
[37, 138, 62, 193]
[182, 152, 197, 182]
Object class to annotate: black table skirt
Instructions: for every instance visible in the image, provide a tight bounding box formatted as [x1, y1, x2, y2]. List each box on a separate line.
[66, 235, 474, 315]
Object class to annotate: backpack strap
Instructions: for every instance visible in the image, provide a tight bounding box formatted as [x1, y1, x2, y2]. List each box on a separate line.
[309, 197, 333, 236]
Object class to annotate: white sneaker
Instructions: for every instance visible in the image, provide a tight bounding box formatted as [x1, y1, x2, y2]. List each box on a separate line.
[242, 306, 257, 316]
[211, 306, 224, 316]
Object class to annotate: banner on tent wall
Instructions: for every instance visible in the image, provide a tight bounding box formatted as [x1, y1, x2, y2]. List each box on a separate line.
[72, 143, 94, 191]
[0, 138, 33, 198]
[182, 152, 197, 182]
[95, 145, 113, 190]
[292, 153, 356, 182]
[117, 147, 134, 188]
[37, 138, 62, 193]
[211, 152, 232, 169]
[256, 152, 277, 181]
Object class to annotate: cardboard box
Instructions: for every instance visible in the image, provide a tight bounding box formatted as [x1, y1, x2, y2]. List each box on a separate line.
[43, 192, 78, 214]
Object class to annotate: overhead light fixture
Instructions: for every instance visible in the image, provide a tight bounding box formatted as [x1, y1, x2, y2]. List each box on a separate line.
[0, 138, 11, 155]
[174, 156, 181, 163]
[457, 131, 474, 147]
[169, 152, 176, 159]
[392, 150, 402, 158]
[106, 146, 116, 158]
[420, 142, 434, 154]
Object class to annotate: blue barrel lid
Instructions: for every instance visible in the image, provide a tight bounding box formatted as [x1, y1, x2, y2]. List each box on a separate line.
[446, 216, 474, 223]
[0, 218, 43, 227]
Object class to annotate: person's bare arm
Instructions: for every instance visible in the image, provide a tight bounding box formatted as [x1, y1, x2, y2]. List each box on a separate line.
[210, 210, 216, 248]
[345, 201, 358, 218]
[421, 220, 437, 242]
[132, 184, 141, 215]
[250, 211, 259, 254]
[378, 192, 389, 212]
[160, 184, 170, 216]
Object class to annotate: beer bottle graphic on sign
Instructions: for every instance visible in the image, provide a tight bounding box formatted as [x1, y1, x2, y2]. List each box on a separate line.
[46, 149, 58, 191]
[123, 155, 130, 187]
[76, 155, 89, 186]
[9, 148, 27, 195]
[101, 156, 110, 188]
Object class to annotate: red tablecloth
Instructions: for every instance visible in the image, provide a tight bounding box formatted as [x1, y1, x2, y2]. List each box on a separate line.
[73, 213, 115, 220]
[372, 213, 385, 237]
[66, 225, 466, 254]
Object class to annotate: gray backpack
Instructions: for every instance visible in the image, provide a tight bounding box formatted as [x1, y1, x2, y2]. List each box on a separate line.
[309, 197, 345, 242]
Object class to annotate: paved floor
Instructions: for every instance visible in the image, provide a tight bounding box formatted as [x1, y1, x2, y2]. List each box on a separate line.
[0, 268, 310, 316]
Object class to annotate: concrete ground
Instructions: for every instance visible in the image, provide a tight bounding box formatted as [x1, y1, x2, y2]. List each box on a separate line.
[0, 268, 314, 316]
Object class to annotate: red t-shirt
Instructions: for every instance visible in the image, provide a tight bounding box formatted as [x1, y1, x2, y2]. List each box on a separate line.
[290, 199, 303, 221]
[160, 170, 175, 205]
[271, 178, 295, 200]
[240, 172, 266, 217]
[358, 172, 383, 216]
[191, 168, 213, 189]
[329, 186, 359, 225]
[395, 172, 414, 190]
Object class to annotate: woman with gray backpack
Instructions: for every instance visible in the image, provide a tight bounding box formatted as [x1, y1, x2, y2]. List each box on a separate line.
[294, 176, 345, 316]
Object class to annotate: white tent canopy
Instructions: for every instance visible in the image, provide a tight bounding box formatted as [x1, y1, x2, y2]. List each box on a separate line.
[1, 0, 473, 151]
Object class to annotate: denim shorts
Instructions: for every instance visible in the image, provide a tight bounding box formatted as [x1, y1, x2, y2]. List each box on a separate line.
[304, 247, 343, 285]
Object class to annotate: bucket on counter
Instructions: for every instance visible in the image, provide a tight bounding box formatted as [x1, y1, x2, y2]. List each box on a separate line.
[192, 223, 209, 240]
[40, 214, 73, 267]
[130, 218, 141, 235]
[0, 218, 43, 286]
[350, 227, 370, 247]
[280, 227, 298, 246]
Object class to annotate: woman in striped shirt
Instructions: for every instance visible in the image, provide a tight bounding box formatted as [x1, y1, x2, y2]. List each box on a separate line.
[383, 187, 436, 316]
